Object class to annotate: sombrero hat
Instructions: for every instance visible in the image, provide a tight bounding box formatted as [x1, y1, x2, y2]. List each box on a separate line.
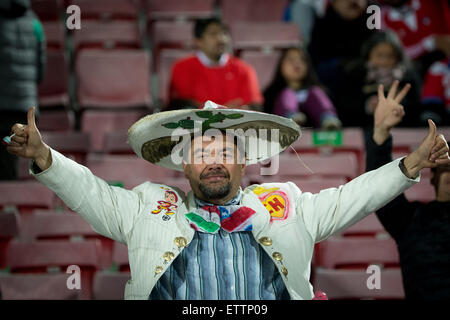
[128, 101, 301, 171]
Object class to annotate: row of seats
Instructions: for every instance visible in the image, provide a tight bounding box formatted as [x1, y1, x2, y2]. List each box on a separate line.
[32, 0, 289, 24]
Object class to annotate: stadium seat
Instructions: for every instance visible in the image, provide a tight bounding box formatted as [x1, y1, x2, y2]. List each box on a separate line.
[341, 213, 387, 237]
[81, 109, 147, 152]
[76, 49, 152, 109]
[313, 268, 405, 299]
[152, 22, 194, 71]
[157, 49, 193, 105]
[112, 242, 129, 272]
[0, 181, 54, 213]
[287, 177, 347, 194]
[145, 0, 214, 21]
[93, 271, 130, 299]
[0, 210, 20, 269]
[404, 180, 435, 203]
[20, 210, 97, 241]
[68, 0, 140, 21]
[241, 50, 281, 92]
[73, 20, 142, 50]
[103, 130, 133, 154]
[221, 0, 289, 24]
[37, 109, 75, 132]
[86, 154, 179, 185]
[31, 0, 62, 21]
[41, 131, 90, 164]
[0, 273, 81, 300]
[42, 21, 65, 50]
[6, 240, 103, 299]
[315, 237, 399, 269]
[230, 22, 301, 51]
[38, 50, 69, 108]
[273, 152, 359, 181]
[391, 127, 429, 154]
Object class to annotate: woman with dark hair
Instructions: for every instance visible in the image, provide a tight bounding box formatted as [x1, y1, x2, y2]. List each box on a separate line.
[263, 47, 342, 129]
[336, 30, 422, 128]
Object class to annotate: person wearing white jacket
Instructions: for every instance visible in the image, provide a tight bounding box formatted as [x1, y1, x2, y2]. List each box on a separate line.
[5, 82, 450, 300]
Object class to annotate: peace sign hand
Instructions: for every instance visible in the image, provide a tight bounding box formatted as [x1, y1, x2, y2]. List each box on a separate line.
[373, 80, 410, 145]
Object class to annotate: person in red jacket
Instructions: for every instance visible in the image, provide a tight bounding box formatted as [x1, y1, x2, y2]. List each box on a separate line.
[380, 0, 450, 77]
[168, 17, 263, 111]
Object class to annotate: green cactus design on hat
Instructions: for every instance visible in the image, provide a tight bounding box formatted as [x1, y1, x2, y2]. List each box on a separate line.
[162, 111, 244, 132]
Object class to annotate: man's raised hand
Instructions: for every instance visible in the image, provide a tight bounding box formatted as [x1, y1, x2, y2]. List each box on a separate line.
[6, 107, 52, 171]
[403, 119, 450, 178]
[373, 80, 410, 145]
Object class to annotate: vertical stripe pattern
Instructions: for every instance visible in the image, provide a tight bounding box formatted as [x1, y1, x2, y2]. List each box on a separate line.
[148, 230, 289, 300]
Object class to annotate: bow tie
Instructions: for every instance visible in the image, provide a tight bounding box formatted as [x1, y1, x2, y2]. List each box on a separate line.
[186, 192, 256, 234]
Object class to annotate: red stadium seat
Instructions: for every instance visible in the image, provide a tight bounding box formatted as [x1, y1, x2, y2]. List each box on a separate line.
[313, 268, 404, 299]
[0, 181, 54, 213]
[86, 154, 179, 185]
[69, 0, 140, 21]
[37, 109, 75, 132]
[93, 271, 130, 299]
[20, 210, 97, 241]
[241, 50, 281, 92]
[341, 213, 387, 237]
[152, 22, 194, 71]
[38, 50, 69, 108]
[315, 237, 399, 269]
[104, 130, 133, 154]
[230, 22, 301, 51]
[76, 49, 152, 109]
[287, 177, 347, 194]
[221, 0, 289, 24]
[73, 20, 142, 50]
[6, 240, 103, 299]
[41, 131, 90, 164]
[81, 109, 147, 152]
[273, 152, 359, 181]
[157, 49, 193, 105]
[0, 273, 81, 300]
[31, 0, 62, 21]
[42, 21, 65, 50]
[391, 127, 429, 154]
[145, 0, 214, 21]
[0, 210, 20, 269]
[112, 242, 129, 272]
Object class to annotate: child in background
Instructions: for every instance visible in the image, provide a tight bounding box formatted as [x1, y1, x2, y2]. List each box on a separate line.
[421, 58, 450, 126]
[336, 31, 422, 128]
[263, 47, 342, 130]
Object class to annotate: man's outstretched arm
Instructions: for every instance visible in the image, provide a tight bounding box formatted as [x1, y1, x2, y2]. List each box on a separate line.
[6, 107, 143, 244]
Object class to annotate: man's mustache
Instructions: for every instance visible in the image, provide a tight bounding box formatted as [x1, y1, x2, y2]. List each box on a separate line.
[200, 168, 230, 179]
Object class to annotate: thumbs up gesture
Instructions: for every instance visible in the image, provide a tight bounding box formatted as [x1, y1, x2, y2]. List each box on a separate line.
[6, 107, 52, 171]
[403, 119, 450, 178]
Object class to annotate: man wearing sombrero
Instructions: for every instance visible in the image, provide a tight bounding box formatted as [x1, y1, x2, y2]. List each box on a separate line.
[6, 82, 450, 300]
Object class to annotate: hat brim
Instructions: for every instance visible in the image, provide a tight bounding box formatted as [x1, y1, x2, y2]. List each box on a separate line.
[128, 109, 301, 171]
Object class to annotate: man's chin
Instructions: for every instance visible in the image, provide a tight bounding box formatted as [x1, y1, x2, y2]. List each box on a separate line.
[199, 181, 231, 200]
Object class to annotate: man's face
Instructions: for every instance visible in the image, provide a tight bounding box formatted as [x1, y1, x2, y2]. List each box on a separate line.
[182, 135, 245, 204]
[195, 23, 230, 61]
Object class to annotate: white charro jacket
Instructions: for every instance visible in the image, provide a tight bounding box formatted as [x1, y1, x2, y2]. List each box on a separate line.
[32, 149, 419, 300]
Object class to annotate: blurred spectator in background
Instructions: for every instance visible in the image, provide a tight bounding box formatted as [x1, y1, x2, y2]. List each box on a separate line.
[380, 0, 450, 79]
[336, 31, 422, 128]
[168, 17, 263, 111]
[366, 80, 450, 300]
[0, 0, 45, 180]
[283, 0, 328, 46]
[263, 46, 342, 129]
[308, 0, 375, 100]
[421, 57, 450, 126]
